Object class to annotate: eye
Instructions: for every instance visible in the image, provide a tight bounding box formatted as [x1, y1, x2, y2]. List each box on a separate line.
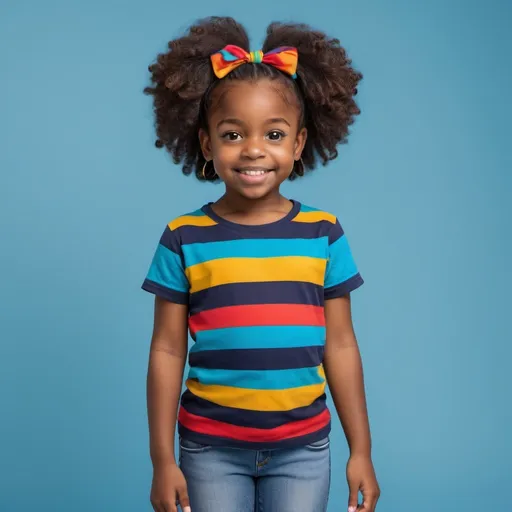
[222, 131, 242, 141]
[267, 130, 285, 141]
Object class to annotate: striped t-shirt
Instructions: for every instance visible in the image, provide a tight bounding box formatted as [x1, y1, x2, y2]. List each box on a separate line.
[142, 200, 364, 450]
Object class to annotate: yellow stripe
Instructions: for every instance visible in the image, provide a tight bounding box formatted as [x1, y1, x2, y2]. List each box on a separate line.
[293, 211, 336, 224]
[186, 379, 326, 411]
[169, 215, 217, 231]
[186, 256, 327, 293]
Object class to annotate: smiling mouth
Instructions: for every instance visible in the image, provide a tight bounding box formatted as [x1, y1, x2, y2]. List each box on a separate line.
[235, 168, 273, 176]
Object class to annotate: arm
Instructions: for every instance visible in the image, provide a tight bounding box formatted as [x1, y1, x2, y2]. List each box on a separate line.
[324, 294, 371, 457]
[147, 296, 188, 466]
[147, 296, 191, 512]
[324, 294, 380, 511]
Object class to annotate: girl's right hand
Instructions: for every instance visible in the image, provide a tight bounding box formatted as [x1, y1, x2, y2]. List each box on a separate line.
[150, 462, 191, 512]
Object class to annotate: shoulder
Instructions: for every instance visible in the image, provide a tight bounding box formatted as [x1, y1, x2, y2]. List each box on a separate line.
[167, 206, 217, 232]
[293, 203, 338, 225]
[157, 206, 216, 252]
[293, 203, 346, 244]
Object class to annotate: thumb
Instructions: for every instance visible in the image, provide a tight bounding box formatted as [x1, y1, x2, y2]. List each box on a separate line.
[348, 481, 359, 512]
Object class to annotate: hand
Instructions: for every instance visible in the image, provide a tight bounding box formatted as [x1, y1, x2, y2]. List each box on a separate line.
[346, 454, 380, 512]
[150, 462, 191, 512]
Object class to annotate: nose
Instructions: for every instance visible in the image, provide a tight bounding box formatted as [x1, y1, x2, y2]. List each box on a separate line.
[241, 136, 265, 159]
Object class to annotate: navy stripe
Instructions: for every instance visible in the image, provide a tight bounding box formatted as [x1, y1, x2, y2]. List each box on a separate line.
[180, 390, 327, 429]
[324, 272, 364, 299]
[176, 220, 334, 245]
[328, 219, 344, 245]
[159, 225, 182, 255]
[141, 280, 189, 304]
[178, 422, 331, 450]
[189, 346, 324, 370]
[189, 281, 324, 315]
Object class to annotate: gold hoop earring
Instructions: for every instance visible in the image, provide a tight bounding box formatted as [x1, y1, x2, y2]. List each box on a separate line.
[202, 160, 216, 180]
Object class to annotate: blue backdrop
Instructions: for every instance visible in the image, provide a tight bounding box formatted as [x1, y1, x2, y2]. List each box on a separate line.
[1, 0, 511, 510]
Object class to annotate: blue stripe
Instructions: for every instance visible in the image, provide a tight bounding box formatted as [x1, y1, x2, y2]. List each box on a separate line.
[189, 346, 324, 370]
[181, 390, 327, 428]
[219, 49, 240, 62]
[182, 237, 328, 267]
[187, 365, 324, 390]
[191, 325, 326, 352]
[325, 234, 359, 289]
[146, 243, 189, 292]
[299, 204, 322, 212]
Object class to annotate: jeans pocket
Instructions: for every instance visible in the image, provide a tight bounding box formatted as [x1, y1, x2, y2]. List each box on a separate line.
[179, 437, 212, 453]
[305, 436, 330, 451]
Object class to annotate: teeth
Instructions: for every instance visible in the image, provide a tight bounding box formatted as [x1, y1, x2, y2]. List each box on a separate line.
[240, 170, 267, 176]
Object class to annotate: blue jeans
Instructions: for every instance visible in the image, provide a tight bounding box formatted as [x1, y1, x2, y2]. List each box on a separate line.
[179, 436, 331, 512]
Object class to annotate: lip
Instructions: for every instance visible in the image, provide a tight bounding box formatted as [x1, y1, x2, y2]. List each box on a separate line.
[235, 167, 273, 172]
[233, 167, 274, 185]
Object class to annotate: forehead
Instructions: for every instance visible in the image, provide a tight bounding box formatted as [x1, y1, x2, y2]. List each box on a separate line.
[208, 79, 300, 123]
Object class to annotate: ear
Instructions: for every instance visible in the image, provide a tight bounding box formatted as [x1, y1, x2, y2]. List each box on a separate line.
[293, 127, 307, 160]
[198, 128, 213, 160]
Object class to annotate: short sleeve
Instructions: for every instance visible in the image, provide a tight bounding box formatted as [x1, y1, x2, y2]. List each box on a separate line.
[141, 224, 189, 304]
[324, 218, 364, 300]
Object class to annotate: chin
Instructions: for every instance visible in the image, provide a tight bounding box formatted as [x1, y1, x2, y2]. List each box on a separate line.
[236, 186, 275, 200]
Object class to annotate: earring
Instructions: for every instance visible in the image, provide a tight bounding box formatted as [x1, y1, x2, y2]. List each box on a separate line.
[202, 160, 216, 180]
[294, 158, 305, 177]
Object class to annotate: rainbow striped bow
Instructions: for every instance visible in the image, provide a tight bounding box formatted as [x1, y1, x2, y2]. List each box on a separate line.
[210, 45, 298, 79]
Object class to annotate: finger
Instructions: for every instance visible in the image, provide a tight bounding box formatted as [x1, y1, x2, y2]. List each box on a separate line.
[160, 499, 178, 512]
[348, 483, 359, 512]
[362, 493, 379, 512]
[150, 501, 167, 512]
[177, 485, 191, 512]
[150, 499, 162, 512]
[165, 501, 177, 512]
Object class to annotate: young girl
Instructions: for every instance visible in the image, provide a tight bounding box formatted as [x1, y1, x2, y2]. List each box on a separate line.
[142, 16, 380, 512]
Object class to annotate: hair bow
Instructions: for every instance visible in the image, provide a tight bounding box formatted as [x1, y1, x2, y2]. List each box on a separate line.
[210, 45, 298, 79]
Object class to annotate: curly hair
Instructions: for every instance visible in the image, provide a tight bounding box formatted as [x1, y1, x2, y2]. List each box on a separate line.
[144, 16, 362, 181]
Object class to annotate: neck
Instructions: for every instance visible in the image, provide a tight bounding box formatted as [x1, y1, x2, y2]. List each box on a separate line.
[218, 188, 288, 214]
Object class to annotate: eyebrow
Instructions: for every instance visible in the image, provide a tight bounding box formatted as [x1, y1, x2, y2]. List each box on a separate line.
[267, 117, 291, 127]
[216, 118, 244, 129]
[216, 117, 291, 129]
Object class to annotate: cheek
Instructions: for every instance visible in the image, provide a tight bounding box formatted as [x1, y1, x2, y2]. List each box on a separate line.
[210, 139, 231, 158]
[213, 144, 239, 165]
[272, 141, 296, 162]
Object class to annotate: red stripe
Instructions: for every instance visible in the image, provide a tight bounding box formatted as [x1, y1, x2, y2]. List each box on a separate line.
[178, 407, 331, 442]
[189, 304, 325, 335]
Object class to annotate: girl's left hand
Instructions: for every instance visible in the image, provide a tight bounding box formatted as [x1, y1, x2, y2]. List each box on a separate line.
[346, 454, 380, 511]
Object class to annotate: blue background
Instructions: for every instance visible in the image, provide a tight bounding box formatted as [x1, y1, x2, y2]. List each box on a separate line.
[1, 0, 511, 510]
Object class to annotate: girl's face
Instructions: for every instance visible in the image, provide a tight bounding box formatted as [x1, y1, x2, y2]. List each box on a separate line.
[199, 79, 307, 200]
